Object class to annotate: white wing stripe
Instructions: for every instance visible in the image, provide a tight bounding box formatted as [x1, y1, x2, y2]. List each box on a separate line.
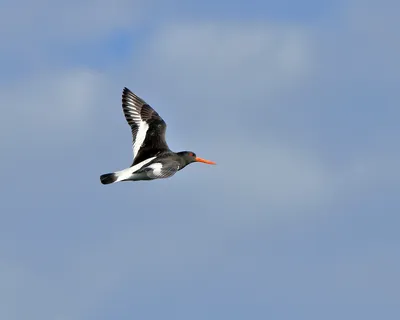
[124, 99, 150, 159]
[133, 121, 149, 158]
[115, 156, 156, 182]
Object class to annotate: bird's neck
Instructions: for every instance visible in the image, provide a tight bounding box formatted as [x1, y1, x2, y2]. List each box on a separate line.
[176, 152, 190, 169]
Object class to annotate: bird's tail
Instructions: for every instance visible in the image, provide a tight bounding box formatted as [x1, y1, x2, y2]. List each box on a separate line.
[100, 164, 145, 185]
[100, 172, 119, 185]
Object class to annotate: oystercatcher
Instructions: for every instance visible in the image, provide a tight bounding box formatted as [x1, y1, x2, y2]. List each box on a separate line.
[100, 87, 216, 184]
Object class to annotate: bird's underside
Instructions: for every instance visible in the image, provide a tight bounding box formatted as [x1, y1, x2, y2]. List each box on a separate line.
[100, 154, 181, 184]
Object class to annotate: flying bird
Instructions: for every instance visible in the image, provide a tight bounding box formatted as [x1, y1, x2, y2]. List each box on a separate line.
[100, 87, 216, 185]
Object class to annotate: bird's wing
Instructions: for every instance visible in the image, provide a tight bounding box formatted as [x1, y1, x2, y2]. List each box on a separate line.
[121, 87, 170, 166]
[143, 161, 180, 179]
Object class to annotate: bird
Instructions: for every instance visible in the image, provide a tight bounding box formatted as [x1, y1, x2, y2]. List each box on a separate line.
[100, 87, 216, 185]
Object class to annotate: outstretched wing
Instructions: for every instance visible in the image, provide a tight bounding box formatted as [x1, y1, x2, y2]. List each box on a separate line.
[121, 87, 170, 166]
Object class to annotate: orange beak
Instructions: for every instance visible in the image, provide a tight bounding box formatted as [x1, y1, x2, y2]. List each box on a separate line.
[195, 157, 216, 165]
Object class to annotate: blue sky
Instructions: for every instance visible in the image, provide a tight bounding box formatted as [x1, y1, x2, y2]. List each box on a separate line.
[1, 0, 399, 319]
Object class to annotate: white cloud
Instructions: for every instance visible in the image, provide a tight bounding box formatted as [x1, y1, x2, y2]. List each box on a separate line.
[124, 22, 336, 214]
[0, 0, 147, 48]
[1, 2, 400, 319]
[313, 0, 400, 90]
[0, 68, 107, 145]
[191, 137, 332, 219]
[133, 22, 313, 107]
[116, 19, 400, 217]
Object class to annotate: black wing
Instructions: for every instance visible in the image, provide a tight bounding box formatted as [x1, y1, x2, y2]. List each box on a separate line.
[121, 87, 170, 165]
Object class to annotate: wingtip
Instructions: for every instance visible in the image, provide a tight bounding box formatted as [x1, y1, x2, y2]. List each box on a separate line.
[122, 87, 132, 102]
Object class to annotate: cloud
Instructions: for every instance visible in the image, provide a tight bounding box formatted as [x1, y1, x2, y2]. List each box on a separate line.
[0, 22, 331, 320]
[123, 22, 360, 215]
[0, 68, 107, 147]
[2, 3, 396, 214]
[1, 1, 400, 320]
[1, 0, 148, 47]
[106, 21, 337, 215]
[132, 22, 313, 107]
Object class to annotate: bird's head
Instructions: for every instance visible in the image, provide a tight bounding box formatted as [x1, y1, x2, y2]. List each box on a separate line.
[178, 151, 216, 166]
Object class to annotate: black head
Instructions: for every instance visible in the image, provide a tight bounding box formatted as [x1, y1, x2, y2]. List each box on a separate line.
[177, 151, 216, 166]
